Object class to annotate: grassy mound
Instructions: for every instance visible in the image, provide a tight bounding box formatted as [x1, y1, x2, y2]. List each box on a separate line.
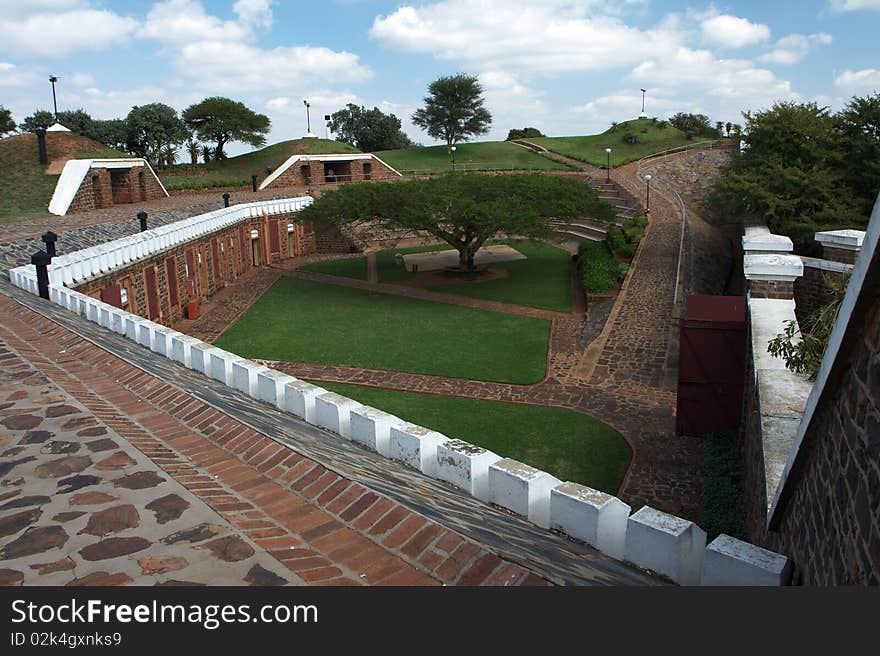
[375, 141, 573, 174]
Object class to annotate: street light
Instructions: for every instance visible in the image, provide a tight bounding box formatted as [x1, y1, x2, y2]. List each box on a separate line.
[640, 88, 647, 118]
[450, 145, 457, 171]
[605, 148, 612, 182]
[644, 174, 652, 213]
[49, 75, 59, 121]
[303, 100, 311, 135]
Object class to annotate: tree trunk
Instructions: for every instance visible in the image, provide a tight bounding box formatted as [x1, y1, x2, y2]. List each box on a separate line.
[458, 246, 475, 272]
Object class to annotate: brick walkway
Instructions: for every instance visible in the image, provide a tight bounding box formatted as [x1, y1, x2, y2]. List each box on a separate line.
[1, 291, 583, 586]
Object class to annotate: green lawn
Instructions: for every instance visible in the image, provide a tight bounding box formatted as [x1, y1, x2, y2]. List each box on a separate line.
[161, 138, 361, 190]
[214, 277, 550, 383]
[375, 141, 573, 174]
[530, 119, 717, 167]
[317, 382, 632, 493]
[300, 240, 573, 311]
[0, 133, 127, 224]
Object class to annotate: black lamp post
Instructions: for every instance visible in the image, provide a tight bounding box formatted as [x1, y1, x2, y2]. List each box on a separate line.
[640, 88, 647, 116]
[49, 75, 59, 121]
[450, 145, 457, 171]
[303, 100, 311, 135]
[644, 174, 652, 213]
[605, 148, 612, 182]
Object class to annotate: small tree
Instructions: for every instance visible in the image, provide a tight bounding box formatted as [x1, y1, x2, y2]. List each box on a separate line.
[725, 121, 733, 137]
[201, 144, 213, 163]
[506, 127, 544, 141]
[329, 104, 412, 152]
[299, 174, 615, 272]
[183, 96, 270, 160]
[125, 103, 188, 163]
[1, 106, 15, 136]
[411, 73, 492, 148]
[669, 112, 715, 137]
[186, 138, 200, 165]
[87, 119, 129, 152]
[19, 108, 92, 133]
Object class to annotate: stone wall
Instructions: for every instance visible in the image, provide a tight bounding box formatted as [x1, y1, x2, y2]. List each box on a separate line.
[742, 206, 879, 585]
[270, 156, 399, 189]
[67, 166, 166, 213]
[76, 212, 315, 325]
[793, 261, 848, 326]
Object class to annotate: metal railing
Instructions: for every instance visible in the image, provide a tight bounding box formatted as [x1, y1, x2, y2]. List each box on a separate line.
[636, 139, 727, 177]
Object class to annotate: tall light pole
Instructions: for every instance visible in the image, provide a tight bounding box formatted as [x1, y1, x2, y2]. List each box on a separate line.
[49, 75, 59, 121]
[303, 100, 311, 135]
[450, 145, 457, 171]
[644, 174, 652, 213]
[640, 88, 647, 118]
[605, 148, 612, 183]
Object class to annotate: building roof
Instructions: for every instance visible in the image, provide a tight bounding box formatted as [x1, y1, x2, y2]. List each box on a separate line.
[259, 153, 402, 190]
[48, 158, 169, 216]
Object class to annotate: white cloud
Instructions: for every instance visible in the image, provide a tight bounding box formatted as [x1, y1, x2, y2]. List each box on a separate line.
[834, 69, 880, 92]
[0, 62, 37, 88]
[829, 0, 880, 11]
[177, 41, 372, 93]
[234, 0, 273, 29]
[143, 0, 251, 45]
[70, 72, 95, 87]
[0, 8, 138, 58]
[759, 33, 832, 65]
[700, 14, 771, 49]
[370, 1, 675, 73]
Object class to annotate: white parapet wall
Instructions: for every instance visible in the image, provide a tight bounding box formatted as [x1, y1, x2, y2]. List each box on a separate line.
[624, 506, 706, 586]
[701, 534, 792, 586]
[488, 458, 561, 529]
[549, 483, 631, 560]
[5, 196, 794, 586]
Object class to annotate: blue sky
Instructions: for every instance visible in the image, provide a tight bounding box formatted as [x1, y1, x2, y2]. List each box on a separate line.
[1, 0, 879, 154]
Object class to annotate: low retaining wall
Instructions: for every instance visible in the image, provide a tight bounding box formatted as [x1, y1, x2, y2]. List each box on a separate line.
[8, 200, 791, 586]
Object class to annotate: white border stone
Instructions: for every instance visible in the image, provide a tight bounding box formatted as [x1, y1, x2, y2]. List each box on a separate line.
[256, 369, 297, 407]
[436, 440, 501, 502]
[549, 483, 631, 560]
[701, 534, 791, 586]
[231, 359, 267, 396]
[314, 392, 361, 438]
[389, 423, 448, 476]
[624, 506, 706, 586]
[350, 405, 404, 457]
[282, 379, 326, 422]
[488, 458, 561, 528]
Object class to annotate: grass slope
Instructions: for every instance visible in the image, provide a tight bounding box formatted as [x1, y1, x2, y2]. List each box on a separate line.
[300, 240, 573, 311]
[318, 382, 632, 493]
[0, 132, 127, 224]
[530, 119, 713, 167]
[214, 277, 550, 384]
[161, 138, 361, 190]
[375, 141, 573, 174]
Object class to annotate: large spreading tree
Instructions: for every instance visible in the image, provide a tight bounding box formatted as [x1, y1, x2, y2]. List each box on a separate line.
[329, 104, 413, 152]
[182, 96, 270, 160]
[125, 103, 188, 164]
[19, 108, 93, 133]
[299, 174, 614, 271]
[412, 73, 492, 148]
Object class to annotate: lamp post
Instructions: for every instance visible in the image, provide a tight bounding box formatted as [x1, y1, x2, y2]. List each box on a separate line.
[640, 88, 647, 116]
[303, 100, 311, 135]
[450, 145, 457, 171]
[605, 148, 612, 182]
[644, 174, 652, 213]
[49, 75, 59, 121]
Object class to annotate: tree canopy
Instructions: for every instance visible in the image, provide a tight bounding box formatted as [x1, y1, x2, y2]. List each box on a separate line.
[668, 112, 716, 139]
[708, 99, 877, 254]
[125, 103, 188, 164]
[299, 174, 614, 271]
[329, 104, 413, 152]
[19, 108, 93, 133]
[412, 73, 492, 148]
[1, 106, 14, 135]
[182, 96, 270, 160]
[506, 127, 545, 141]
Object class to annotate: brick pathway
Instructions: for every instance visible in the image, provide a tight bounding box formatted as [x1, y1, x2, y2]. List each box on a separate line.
[2, 290, 587, 586]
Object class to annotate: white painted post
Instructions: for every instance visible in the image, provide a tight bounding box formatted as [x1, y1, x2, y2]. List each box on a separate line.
[256, 370, 297, 407]
[389, 423, 448, 477]
[487, 458, 561, 528]
[231, 359, 268, 396]
[436, 440, 501, 502]
[549, 482, 631, 560]
[314, 392, 361, 438]
[282, 379, 326, 422]
[624, 506, 707, 586]
[701, 534, 791, 586]
[350, 406, 404, 457]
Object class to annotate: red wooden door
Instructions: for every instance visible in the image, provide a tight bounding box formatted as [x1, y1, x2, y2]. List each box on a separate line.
[165, 256, 179, 308]
[145, 265, 160, 320]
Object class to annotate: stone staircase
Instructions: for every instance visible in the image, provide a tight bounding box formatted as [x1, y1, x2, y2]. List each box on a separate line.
[549, 177, 642, 243]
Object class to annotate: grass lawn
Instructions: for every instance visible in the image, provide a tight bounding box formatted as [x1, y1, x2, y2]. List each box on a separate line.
[0, 132, 127, 225]
[530, 119, 717, 167]
[161, 138, 361, 190]
[300, 240, 573, 311]
[214, 277, 550, 383]
[375, 141, 573, 174]
[317, 382, 632, 493]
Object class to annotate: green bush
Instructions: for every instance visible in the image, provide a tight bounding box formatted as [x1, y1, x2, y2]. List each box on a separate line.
[578, 241, 620, 293]
[604, 213, 647, 258]
[701, 431, 746, 541]
[622, 133, 641, 145]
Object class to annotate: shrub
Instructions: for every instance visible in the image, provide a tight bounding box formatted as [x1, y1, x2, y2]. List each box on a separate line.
[578, 241, 620, 293]
[622, 133, 641, 145]
[701, 430, 746, 541]
[604, 214, 647, 258]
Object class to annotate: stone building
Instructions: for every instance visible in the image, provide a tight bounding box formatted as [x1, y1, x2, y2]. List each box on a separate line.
[48, 158, 169, 216]
[259, 153, 401, 190]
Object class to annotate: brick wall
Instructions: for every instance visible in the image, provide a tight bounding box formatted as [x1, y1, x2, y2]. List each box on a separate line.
[743, 230, 880, 585]
[270, 157, 399, 189]
[66, 165, 166, 214]
[823, 245, 858, 265]
[75, 212, 316, 325]
[748, 280, 794, 299]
